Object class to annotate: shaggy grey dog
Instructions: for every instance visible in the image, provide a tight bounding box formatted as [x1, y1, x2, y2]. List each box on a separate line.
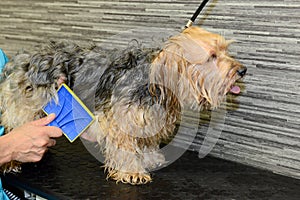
[0, 27, 246, 185]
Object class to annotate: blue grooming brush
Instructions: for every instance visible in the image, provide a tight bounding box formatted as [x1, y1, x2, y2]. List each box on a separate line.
[43, 84, 95, 142]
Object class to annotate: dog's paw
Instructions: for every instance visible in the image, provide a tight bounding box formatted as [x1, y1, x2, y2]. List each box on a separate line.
[108, 169, 152, 185]
[1, 161, 22, 174]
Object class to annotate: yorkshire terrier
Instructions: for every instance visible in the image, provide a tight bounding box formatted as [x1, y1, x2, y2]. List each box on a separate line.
[0, 27, 246, 185]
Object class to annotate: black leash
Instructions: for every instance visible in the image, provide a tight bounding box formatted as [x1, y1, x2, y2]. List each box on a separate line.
[185, 0, 210, 29]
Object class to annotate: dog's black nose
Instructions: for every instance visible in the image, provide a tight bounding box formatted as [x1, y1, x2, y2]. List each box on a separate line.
[237, 67, 247, 77]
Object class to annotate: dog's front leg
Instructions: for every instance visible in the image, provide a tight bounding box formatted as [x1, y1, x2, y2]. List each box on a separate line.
[100, 101, 171, 184]
[104, 135, 152, 185]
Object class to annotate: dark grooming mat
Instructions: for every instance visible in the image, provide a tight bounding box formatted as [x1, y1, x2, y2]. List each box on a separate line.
[1, 137, 299, 200]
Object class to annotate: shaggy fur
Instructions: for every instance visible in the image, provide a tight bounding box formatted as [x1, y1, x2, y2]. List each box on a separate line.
[0, 27, 246, 185]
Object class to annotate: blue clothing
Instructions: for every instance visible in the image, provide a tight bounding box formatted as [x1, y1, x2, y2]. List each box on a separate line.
[0, 179, 9, 200]
[0, 130, 7, 200]
[0, 49, 9, 200]
[0, 49, 8, 136]
[0, 49, 8, 135]
[0, 49, 8, 74]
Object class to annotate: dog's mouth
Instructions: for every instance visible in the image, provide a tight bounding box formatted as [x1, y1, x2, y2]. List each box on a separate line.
[229, 85, 241, 94]
[228, 66, 247, 95]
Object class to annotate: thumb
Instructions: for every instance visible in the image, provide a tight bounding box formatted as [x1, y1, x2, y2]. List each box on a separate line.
[31, 113, 56, 126]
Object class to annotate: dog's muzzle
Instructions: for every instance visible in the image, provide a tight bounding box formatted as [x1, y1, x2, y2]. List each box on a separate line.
[229, 66, 247, 95]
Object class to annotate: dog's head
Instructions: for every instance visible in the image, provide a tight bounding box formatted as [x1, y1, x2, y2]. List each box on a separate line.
[150, 26, 246, 109]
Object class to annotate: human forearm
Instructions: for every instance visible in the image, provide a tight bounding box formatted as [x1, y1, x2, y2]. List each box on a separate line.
[0, 134, 14, 166]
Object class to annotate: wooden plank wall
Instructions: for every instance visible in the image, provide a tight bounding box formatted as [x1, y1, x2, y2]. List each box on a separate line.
[0, 0, 299, 179]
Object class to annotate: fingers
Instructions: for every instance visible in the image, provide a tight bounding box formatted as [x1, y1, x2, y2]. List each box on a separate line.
[26, 138, 58, 162]
[29, 114, 63, 138]
[31, 113, 56, 126]
[28, 148, 48, 162]
[47, 139, 57, 147]
[57, 76, 67, 86]
[43, 126, 63, 138]
[24, 139, 57, 162]
[9, 115, 62, 163]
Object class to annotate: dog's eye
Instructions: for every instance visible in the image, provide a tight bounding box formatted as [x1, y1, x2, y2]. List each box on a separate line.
[207, 54, 217, 62]
[25, 85, 33, 93]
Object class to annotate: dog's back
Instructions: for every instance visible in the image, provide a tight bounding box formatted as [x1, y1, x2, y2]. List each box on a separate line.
[93, 46, 159, 111]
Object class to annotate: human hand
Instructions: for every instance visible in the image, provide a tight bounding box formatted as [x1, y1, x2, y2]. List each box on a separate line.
[8, 114, 62, 163]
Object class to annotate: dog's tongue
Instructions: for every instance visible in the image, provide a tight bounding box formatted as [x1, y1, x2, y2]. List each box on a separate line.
[230, 86, 241, 94]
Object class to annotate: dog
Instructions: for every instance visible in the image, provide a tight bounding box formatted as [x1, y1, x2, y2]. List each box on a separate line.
[0, 26, 246, 185]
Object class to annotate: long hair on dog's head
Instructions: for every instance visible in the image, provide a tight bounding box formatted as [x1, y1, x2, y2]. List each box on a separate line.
[150, 26, 245, 109]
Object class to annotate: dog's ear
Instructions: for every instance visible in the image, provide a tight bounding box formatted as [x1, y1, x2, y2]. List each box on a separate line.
[168, 34, 213, 64]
